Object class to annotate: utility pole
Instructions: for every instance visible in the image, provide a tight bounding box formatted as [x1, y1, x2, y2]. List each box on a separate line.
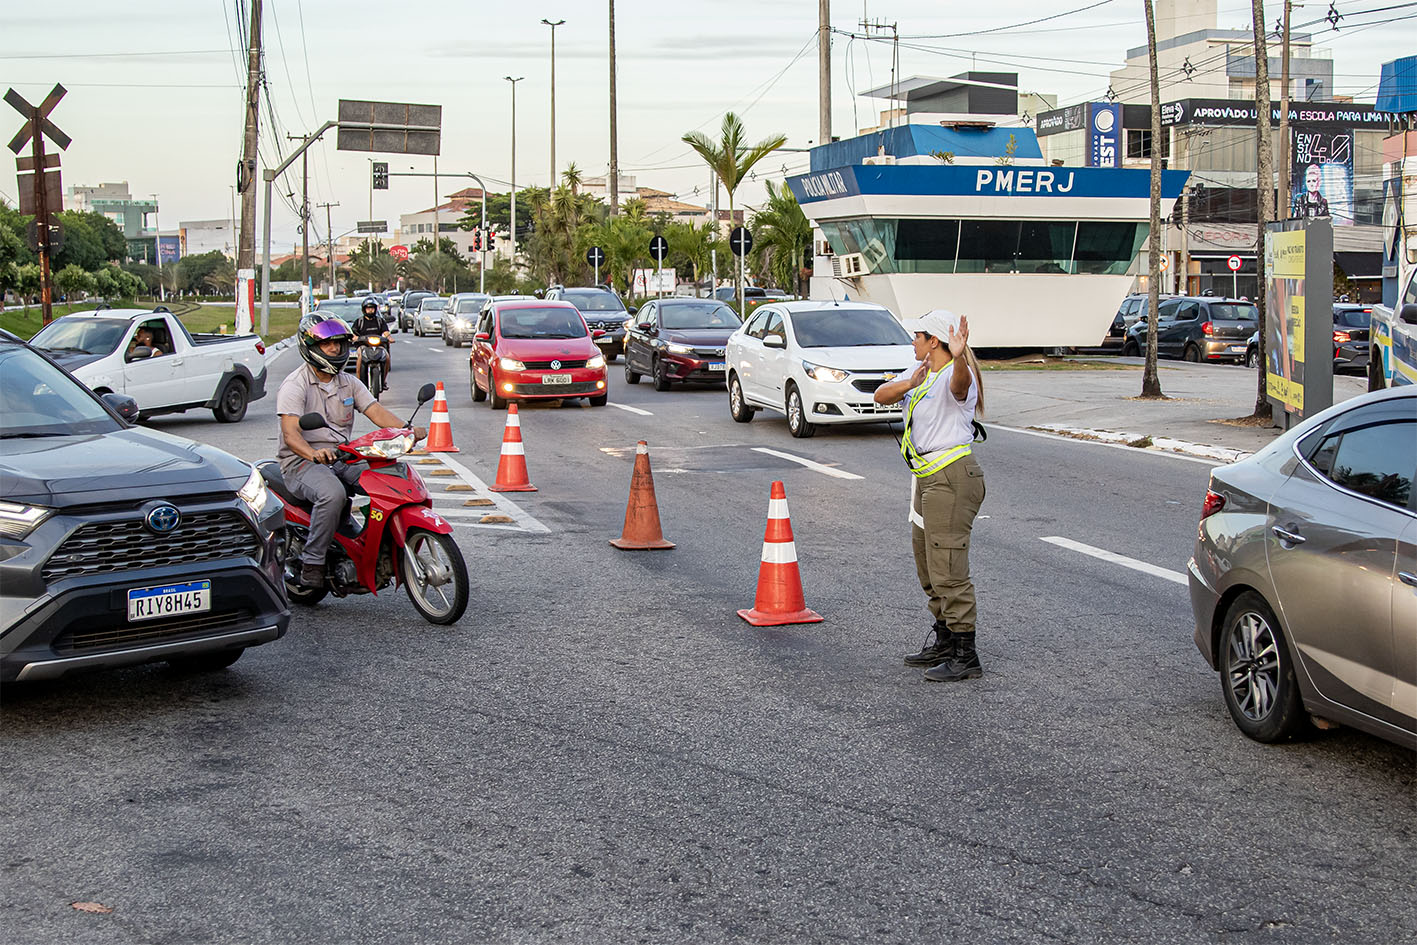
[1179, 130, 1191, 296]
[300, 150, 310, 295]
[506, 76, 523, 264]
[432, 155, 440, 256]
[151, 194, 165, 302]
[1250, 0, 1276, 416]
[608, 0, 619, 215]
[319, 201, 339, 299]
[542, 18, 564, 188]
[710, 169, 718, 292]
[818, 0, 831, 146]
[1141, 0, 1163, 398]
[236, 0, 262, 271]
[1276, 0, 1293, 218]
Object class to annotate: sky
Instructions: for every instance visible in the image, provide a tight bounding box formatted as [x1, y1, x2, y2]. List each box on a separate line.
[3, 0, 1411, 249]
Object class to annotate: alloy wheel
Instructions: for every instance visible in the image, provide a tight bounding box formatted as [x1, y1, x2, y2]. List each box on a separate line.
[1225, 610, 1281, 723]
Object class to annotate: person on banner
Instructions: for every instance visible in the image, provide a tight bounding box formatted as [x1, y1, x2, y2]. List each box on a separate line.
[1291, 164, 1330, 219]
[873, 309, 988, 682]
[276, 316, 425, 588]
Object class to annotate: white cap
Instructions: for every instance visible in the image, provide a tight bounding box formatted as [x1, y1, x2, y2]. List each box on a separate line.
[900, 309, 961, 340]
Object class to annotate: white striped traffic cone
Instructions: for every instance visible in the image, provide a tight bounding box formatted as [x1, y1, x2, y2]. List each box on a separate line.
[424, 381, 459, 453]
[488, 402, 536, 492]
[738, 481, 822, 626]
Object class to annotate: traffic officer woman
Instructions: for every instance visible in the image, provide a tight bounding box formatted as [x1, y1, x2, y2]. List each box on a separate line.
[873, 309, 987, 681]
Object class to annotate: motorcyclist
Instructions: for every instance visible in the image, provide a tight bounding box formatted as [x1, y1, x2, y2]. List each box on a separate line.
[276, 316, 426, 587]
[352, 297, 392, 389]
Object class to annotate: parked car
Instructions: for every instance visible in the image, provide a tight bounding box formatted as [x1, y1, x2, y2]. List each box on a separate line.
[1332, 303, 1372, 375]
[399, 291, 437, 331]
[1113, 293, 1171, 330]
[1097, 311, 1127, 351]
[1244, 330, 1259, 369]
[411, 296, 447, 337]
[545, 286, 632, 361]
[468, 299, 609, 408]
[30, 307, 269, 422]
[442, 293, 490, 347]
[724, 301, 915, 438]
[1121, 296, 1258, 363]
[623, 298, 742, 390]
[1188, 384, 1415, 748]
[714, 285, 772, 317]
[0, 335, 291, 682]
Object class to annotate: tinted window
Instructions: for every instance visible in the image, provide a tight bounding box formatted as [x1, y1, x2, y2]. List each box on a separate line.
[0, 346, 121, 437]
[1075, 222, 1147, 275]
[1209, 303, 1257, 321]
[789, 309, 911, 348]
[1333, 308, 1371, 329]
[956, 221, 1020, 273]
[559, 290, 625, 312]
[32, 318, 133, 356]
[1312, 420, 1415, 508]
[1157, 299, 1182, 319]
[499, 307, 588, 339]
[659, 303, 740, 330]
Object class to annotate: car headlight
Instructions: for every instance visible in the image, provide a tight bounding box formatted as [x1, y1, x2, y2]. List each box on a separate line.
[0, 501, 51, 538]
[236, 466, 269, 518]
[587, 354, 606, 369]
[666, 343, 694, 356]
[500, 356, 527, 371]
[803, 361, 848, 383]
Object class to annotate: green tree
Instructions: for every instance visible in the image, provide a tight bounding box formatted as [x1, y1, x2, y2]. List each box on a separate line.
[122, 261, 160, 294]
[523, 171, 605, 286]
[175, 250, 228, 293]
[14, 263, 41, 309]
[51, 210, 127, 270]
[748, 181, 811, 296]
[54, 263, 94, 299]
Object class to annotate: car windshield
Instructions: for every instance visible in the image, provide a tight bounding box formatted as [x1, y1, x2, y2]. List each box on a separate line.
[560, 290, 624, 312]
[420, 299, 445, 311]
[1209, 303, 1257, 321]
[789, 309, 912, 347]
[0, 346, 121, 437]
[660, 302, 741, 330]
[1334, 308, 1371, 328]
[456, 299, 486, 313]
[500, 307, 588, 339]
[30, 318, 132, 356]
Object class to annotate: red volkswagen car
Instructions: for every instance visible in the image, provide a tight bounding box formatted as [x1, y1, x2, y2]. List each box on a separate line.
[468, 299, 609, 408]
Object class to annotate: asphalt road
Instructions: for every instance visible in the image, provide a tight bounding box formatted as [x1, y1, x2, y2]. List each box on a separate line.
[3, 336, 1413, 945]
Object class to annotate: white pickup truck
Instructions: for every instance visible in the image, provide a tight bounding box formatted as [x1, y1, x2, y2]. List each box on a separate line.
[30, 307, 270, 422]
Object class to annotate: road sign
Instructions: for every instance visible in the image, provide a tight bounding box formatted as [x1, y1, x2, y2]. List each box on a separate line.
[648, 235, 668, 262]
[1227, 255, 1243, 271]
[25, 219, 62, 253]
[389, 244, 410, 261]
[585, 246, 606, 267]
[372, 161, 389, 190]
[7, 83, 69, 326]
[729, 226, 753, 257]
[17, 166, 60, 216]
[1158, 255, 1170, 272]
[336, 99, 442, 156]
[357, 220, 388, 234]
[5, 85, 70, 154]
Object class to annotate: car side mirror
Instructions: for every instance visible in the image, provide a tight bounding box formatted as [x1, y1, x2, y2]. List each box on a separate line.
[126, 345, 155, 361]
[474, 331, 490, 341]
[102, 392, 139, 422]
[637, 321, 652, 331]
[1400, 303, 1417, 325]
[764, 335, 786, 349]
[299, 412, 329, 432]
[591, 329, 606, 339]
[417, 382, 437, 404]
[627, 306, 638, 315]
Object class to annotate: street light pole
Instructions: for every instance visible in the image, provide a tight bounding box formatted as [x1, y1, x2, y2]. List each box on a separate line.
[505, 76, 523, 268]
[151, 194, 165, 302]
[542, 18, 564, 188]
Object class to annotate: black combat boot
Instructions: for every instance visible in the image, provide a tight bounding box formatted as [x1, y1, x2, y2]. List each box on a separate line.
[923, 632, 982, 681]
[298, 562, 327, 588]
[904, 622, 955, 667]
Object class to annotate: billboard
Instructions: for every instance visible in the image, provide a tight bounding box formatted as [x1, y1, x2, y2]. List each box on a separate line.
[1290, 129, 1355, 225]
[1086, 103, 1121, 168]
[157, 235, 182, 264]
[1265, 218, 1333, 424]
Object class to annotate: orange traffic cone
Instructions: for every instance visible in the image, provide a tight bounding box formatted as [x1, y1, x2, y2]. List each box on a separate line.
[738, 481, 823, 626]
[424, 381, 460, 453]
[610, 441, 675, 550]
[489, 403, 536, 492]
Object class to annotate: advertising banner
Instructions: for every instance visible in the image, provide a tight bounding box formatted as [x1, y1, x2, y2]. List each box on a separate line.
[1086, 103, 1121, 168]
[235, 269, 255, 335]
[1265, 218, 1333, 425]
[157, 235, 182, 264]
[1290, 129, 1355, 225]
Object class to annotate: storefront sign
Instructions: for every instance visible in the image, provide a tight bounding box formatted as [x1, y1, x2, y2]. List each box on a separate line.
[1087, 103, 1121, 168]
[1159, 98, 1401, 129]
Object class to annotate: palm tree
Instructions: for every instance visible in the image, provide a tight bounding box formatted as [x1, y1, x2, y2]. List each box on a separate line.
[748, 181, 811, 297]
[683, 113, 786, 304]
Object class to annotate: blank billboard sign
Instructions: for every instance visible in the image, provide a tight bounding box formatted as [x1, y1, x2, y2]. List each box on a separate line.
[336, 100, 441, 156]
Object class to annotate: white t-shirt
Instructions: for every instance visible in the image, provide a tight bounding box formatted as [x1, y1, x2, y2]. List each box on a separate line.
[906, 360, 977, 453]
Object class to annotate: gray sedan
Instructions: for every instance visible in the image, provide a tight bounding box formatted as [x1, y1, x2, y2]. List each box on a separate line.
[1188, 386, 1416, 748]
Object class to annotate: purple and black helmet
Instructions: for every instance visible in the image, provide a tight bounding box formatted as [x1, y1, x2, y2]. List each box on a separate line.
[297, 316, 353, 375]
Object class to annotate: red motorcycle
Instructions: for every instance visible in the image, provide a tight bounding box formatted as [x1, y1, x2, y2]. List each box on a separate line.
[257, 383, 469, 625]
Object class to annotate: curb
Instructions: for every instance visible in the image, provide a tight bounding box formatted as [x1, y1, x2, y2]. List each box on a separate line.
[1027, 423, 1252, 463]
[262, 334, 296, 365]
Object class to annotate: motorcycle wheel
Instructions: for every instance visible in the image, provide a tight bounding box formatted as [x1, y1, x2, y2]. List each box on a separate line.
[402, 529, 468, 625]
[368, 364, 384, 400]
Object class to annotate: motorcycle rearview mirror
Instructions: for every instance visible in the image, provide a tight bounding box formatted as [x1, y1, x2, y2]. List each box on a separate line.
[299, 412, 330, 432]
[417, 383, 436, 404]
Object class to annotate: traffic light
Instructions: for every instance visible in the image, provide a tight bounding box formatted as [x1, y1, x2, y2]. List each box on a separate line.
[372, 161, 388, 190]
[472, 228, 481, 252]
[486, 229, 496, 251]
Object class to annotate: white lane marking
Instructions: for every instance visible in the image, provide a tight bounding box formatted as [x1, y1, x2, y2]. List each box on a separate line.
[1040, 536, 1188, 585]
[428, 346, 445, 353]
[419, 452, 550, 533]
[751, 447, 864, 481]
[987, 423, 1231, 467]
[609, 403, 653, 416]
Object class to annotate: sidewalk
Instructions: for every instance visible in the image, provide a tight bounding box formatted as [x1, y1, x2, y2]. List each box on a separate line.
[985, 358, 1370, 461]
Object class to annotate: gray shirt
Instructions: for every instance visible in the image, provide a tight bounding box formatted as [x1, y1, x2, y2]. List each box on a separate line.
[276, 364, 375, 473]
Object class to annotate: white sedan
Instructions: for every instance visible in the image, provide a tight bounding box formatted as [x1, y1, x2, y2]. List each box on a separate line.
[724, 300, 916, 438]
[412, 297, 446, 337]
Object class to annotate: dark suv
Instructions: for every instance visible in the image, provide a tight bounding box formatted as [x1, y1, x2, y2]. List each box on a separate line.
[545, 286, 631, 360]
[1122, 296, 1258, 363]
[0, 337, 290, 682]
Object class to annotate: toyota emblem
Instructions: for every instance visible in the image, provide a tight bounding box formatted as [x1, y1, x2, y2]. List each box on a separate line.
[550, 359, 562, 370]
[145, 504, 181, 534]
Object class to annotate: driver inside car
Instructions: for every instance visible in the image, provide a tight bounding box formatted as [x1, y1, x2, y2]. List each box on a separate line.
[126, 326, 166, 358]
[276, 316, 426, 588]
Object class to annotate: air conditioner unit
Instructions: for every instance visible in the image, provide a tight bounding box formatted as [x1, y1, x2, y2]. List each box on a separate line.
[833, 253, 868, 278]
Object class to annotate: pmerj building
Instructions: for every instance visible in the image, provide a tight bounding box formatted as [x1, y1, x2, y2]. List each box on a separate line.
[790, 72, 1186, 348]
[1035, 0, 1398, 300]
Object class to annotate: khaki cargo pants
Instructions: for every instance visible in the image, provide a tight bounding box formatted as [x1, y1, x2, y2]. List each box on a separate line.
[910, 454, 986, 633]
